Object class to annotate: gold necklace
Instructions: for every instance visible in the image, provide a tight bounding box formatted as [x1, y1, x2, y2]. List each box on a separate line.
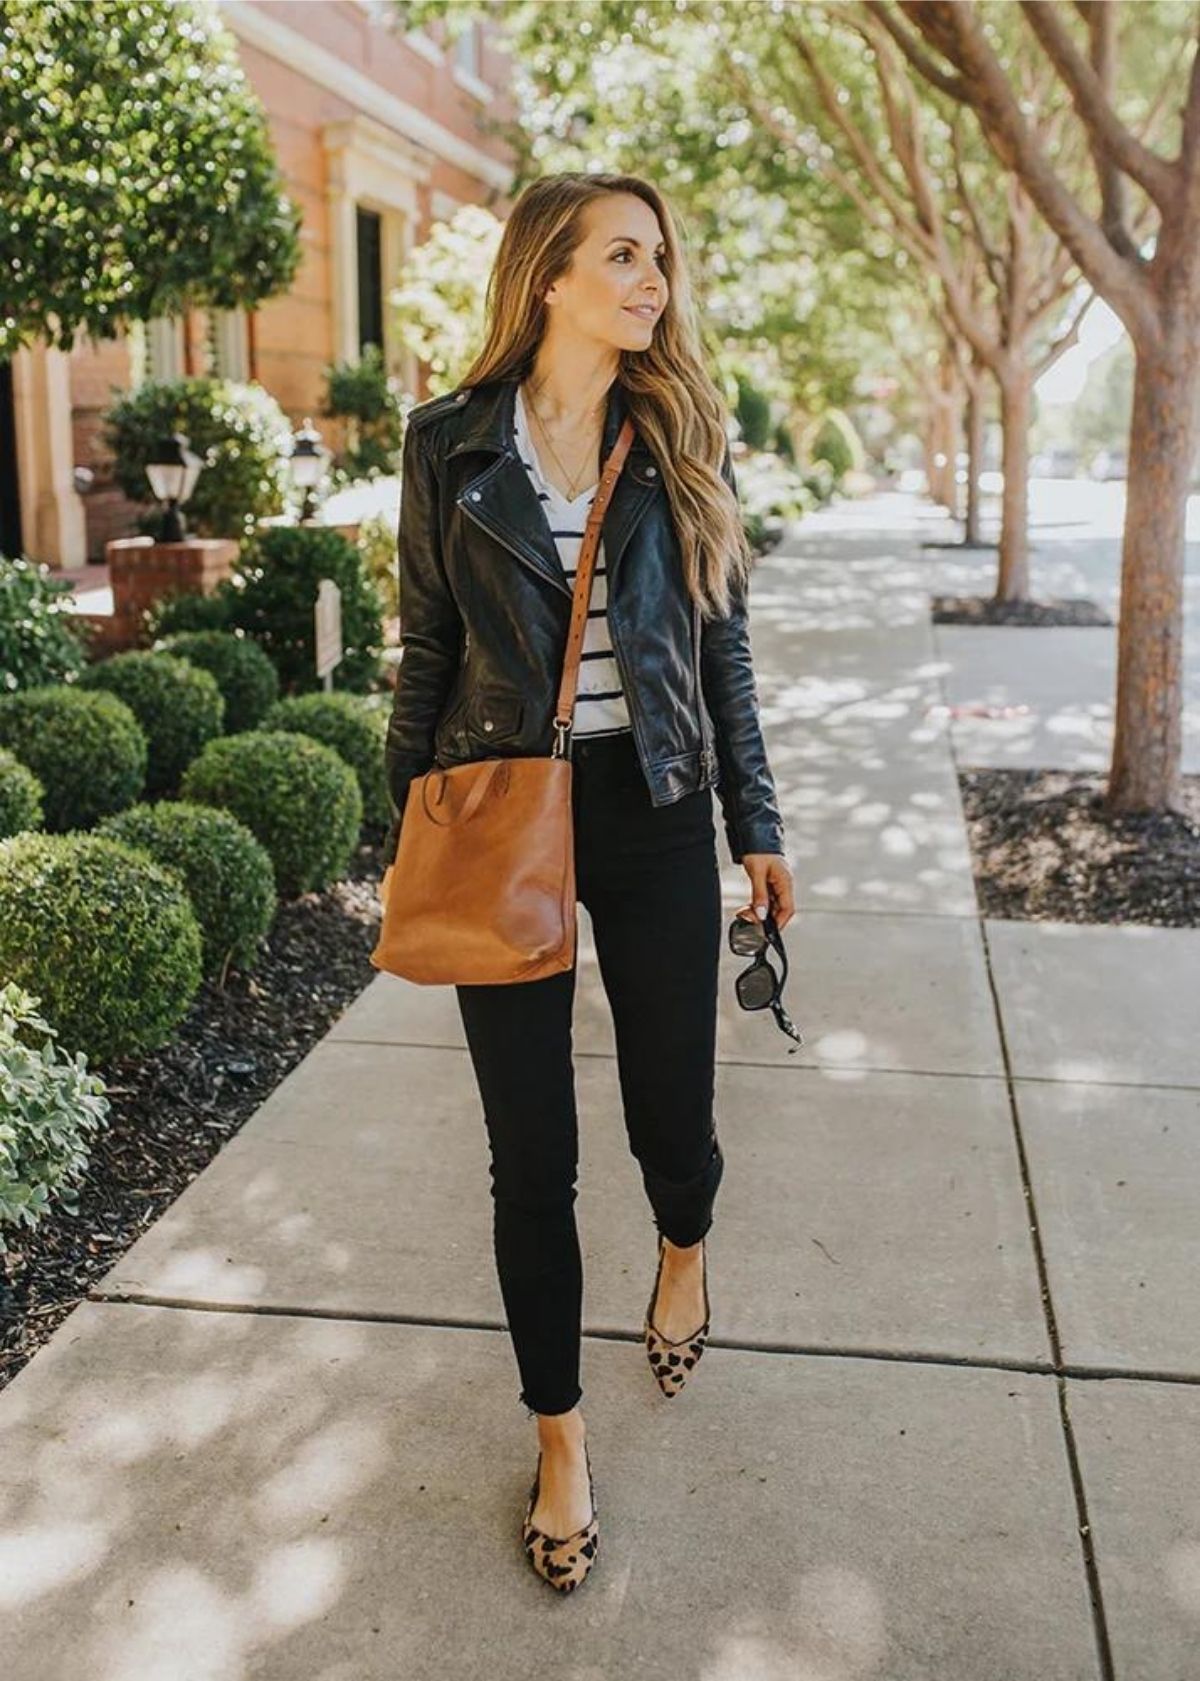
[523, 383, 604, 500]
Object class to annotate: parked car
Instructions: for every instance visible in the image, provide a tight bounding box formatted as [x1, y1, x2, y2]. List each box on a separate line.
[1030, 447, 1080, 478]
[1090, 447, 1128, 481]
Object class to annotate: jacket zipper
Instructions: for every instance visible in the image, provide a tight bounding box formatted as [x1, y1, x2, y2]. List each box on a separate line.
[459, 492, 574, 603]
[693, 599, 714, 778]
[604, 603, 653, 772]
[459, 482, 689, 784]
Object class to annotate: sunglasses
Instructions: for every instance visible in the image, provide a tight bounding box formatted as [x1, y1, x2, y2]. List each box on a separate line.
[728, 911, 804, 1051]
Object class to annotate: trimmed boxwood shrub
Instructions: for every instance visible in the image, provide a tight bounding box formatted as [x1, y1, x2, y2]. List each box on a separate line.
[78, 650, 225, 796]
[1, 554, 91, 692]
[260, 692, 389, 826]
[180, 730, 362, 896]
[97, 801, 277, 980]
[0, 686, 146, 830]
[145, 588, 235, 640]
[0, 746, 43, 838]
[225, 525, 384, 694]
[156, 629, 280, 733]
[0, 980, 110, 1255]
[0, 833, 204, 1066]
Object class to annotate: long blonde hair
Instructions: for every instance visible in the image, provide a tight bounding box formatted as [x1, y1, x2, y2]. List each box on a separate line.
[456, 171, 753, 622]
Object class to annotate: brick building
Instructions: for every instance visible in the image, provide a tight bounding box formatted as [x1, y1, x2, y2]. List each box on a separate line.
[1, 0, 517, 568]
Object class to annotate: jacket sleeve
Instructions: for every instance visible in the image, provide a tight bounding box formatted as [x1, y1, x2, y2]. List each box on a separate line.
[699, 446, 786, 864]
[381, 421, 463, 867]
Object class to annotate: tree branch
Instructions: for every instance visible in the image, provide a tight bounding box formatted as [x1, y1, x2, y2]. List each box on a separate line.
[1032, 284, 1098, 378]
[897, 1, 1160, 347]
[784, 20, 940, 260]
[1019, 0, 1178, 211]
[949, 113, 1008, 299]
[861, 0, 970, 102]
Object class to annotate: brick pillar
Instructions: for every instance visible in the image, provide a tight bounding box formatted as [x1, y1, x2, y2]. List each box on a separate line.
[104, 535, 239, 651]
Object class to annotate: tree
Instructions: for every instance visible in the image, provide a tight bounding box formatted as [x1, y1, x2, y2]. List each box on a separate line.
[720, 5, 1111, 595]
[876, 0, 1200, 810]
[0, 0, 301, 353]
[390, 0, 905, 445]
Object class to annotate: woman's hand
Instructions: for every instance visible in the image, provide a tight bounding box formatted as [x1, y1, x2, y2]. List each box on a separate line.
[737, 852, 796, 932]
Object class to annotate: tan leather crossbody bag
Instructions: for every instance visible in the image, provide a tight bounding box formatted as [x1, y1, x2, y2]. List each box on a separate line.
[370, 415, 637, 986]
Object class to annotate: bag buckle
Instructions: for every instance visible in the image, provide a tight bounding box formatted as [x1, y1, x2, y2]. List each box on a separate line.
[551, 717, 573, 760]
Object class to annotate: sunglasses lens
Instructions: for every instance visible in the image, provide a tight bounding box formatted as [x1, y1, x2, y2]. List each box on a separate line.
[729, 918, 765, 956]
[737, 964, 776, 1008]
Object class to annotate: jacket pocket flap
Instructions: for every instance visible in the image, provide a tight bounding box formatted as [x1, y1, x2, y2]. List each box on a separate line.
[467, 690, 524, 737]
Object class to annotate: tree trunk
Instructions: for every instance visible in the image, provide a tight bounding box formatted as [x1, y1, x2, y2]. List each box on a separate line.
[963, 376, 985, 545]
[1107, 338, 1200, 812]
[918, 418, 940, 503]
[993, 367, 1032, 601]
[927, 351, 961, 510]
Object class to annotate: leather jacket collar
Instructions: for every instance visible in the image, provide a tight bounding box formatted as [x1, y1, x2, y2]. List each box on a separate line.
[441, 374, 665, 605]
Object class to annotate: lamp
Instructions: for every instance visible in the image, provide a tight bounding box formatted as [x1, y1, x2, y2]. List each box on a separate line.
[145, 432, 204, 542]
[287, 417, 329, 522]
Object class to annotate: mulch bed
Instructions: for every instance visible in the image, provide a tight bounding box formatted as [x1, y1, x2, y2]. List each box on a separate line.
[958, 768, 1200, 926]
[932, 594, 1113, 627]
[0, 837, 386, 1394]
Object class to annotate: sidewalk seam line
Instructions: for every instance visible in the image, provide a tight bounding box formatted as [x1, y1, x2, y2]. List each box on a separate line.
[932, 612, 1115, 1681]
[81, 1292, 1200, 1385]
[329, 1037, 1200, 1094]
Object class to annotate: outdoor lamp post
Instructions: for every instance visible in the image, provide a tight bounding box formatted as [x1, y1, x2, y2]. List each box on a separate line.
[287, 417, 329, 523]
[145, 432, 204, 542]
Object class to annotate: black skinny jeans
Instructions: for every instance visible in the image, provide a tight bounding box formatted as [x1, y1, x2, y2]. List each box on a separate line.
[454, 729, 725, 1418]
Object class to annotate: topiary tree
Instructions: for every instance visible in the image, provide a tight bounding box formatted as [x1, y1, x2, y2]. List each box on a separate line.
[225, 525, 385, 694]
[0, 0, 301, 355]
[155, 629, 280, 733]
[103, 377, 293, 539]
[260, 692, 390, 827]
[0, 685, 146, 830]
[0, 832, 204, 1065]
[0, 980, 110, 1256]
[180, 730, 362, 896]
[78, 650, 225, 796]
[98, 801, 277, 980]
[322, 344, 406, 481]
[0, 555, 92, 692]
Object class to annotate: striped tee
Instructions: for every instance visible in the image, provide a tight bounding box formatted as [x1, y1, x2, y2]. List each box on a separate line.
[513, 383, 633, 741]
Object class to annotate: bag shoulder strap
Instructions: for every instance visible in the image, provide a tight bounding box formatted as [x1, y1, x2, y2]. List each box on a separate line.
[552, 415, 637, 753]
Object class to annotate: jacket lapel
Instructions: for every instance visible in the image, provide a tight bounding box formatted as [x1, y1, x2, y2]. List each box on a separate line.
[448, 374, 659, 601]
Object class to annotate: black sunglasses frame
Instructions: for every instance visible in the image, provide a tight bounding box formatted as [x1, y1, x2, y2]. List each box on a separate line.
[727, 911, 804, 1048]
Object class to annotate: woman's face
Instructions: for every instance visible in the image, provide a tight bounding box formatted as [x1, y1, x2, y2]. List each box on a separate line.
[544, 192, 668, 349]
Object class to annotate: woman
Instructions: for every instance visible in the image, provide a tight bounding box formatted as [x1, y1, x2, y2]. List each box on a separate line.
[381, 171, 794, 1592]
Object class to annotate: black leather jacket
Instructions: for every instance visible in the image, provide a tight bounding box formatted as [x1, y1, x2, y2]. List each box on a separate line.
[382, 373, 785, 868]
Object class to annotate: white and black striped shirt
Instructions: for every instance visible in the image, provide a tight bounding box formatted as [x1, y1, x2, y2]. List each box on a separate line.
[514, 384, 633, 741]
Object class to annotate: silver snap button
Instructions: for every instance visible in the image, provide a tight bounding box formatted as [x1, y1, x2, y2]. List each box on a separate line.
[470, 490, 481, 500]
[483, 720, 494, 731]
[456, 392, 467, 402]
[646, 465, 657, 476]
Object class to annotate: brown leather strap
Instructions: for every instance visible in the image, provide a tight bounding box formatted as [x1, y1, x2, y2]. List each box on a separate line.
[553, 415, 637, 743]
[421, 759, 505, 825]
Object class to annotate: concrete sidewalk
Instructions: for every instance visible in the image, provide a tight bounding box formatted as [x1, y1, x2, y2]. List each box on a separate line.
[3, 493, 1197, 1680]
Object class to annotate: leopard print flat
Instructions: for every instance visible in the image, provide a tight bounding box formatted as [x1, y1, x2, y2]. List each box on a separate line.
[521, 1440, 599, 1593]
[643, 1231, 710, 1397]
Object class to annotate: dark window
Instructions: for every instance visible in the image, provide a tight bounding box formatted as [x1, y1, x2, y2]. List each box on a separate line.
[0, 361, 22, 559]
[356, 206, 384, 356]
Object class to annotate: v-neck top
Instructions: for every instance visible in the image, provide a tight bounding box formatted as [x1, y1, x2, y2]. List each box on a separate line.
[513, 384, 632, 740]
